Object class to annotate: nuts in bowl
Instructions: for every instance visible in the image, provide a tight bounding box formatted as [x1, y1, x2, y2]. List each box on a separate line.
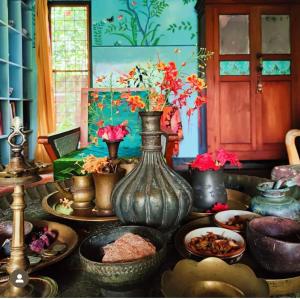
[184, 227, 245, 263]
[214, 210, 261, 232]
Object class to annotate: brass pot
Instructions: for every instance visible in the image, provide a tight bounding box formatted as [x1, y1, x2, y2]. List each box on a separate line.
[71, 175, 95, 210]
[93, 168, 125, 216]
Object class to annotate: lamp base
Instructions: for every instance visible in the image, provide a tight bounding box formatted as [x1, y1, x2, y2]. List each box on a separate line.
[0, 276, 58, 298]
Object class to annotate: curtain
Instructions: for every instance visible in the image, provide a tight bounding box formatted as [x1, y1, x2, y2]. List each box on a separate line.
[35, 0, 56, 162]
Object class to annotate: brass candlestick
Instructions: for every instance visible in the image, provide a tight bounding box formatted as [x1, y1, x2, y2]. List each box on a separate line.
[0, 117, 57, 297]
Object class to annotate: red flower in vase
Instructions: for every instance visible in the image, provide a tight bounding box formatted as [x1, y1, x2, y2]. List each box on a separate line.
[205, 202, 229, 213]
[190, 149, 241, 171]
[190, 153, 219, 171]
[97, 121, 129, 142]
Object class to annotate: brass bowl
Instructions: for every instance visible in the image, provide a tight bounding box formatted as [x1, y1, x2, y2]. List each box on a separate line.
[79, 226, 167, 287]
[161, 258, 269, 297]
[182, 280, 245, 297]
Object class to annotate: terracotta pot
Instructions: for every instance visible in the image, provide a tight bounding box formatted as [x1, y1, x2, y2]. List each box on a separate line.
[111, 111, 193, 231]
[93, 168, 125, 216]
[190, 168, 227, 211]
[71, 175, 95, 210]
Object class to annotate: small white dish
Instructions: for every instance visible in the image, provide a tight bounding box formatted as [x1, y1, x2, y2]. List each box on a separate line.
[214, 210, 261, 232]
[184, 227, 245, 263]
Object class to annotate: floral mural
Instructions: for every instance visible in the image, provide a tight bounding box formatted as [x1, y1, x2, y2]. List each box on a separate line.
[92, 0, 197, 46]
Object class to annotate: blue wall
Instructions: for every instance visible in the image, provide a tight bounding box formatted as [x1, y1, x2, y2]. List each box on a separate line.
[91, 0, 206, 157]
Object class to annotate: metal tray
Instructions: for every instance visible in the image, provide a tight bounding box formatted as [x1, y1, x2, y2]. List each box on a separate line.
[175, 217, 300, 296]
[42, 191, 118, 222]
[189, 189, 250, 218]
[0, 220, 78, 283]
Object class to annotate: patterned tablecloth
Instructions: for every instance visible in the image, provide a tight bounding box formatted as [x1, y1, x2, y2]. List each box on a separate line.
[0, 174, 300, 297]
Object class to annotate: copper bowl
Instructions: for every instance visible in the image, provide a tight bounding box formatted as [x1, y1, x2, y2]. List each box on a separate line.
[79, 226, 167, 287]
[247, 216, 300, 273]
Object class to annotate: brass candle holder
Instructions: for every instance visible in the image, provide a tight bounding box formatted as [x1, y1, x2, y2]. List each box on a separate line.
[0, 117, 58, 297]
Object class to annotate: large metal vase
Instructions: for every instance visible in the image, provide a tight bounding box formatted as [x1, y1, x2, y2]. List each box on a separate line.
[190, 169, 227, 211]
[111, 111, 193, 230]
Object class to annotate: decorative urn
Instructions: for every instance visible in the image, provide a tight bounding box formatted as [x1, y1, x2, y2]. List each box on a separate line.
[111, 111, 193, 230]
[250, 182, 300, 220]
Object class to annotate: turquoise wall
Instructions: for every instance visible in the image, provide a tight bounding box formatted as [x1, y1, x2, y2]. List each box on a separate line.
[91, 0, 206, 158]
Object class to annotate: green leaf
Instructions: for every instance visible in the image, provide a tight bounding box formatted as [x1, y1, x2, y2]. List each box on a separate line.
[111, 32, 136, 45]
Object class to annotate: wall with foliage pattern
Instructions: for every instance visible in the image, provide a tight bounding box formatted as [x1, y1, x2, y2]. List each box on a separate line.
[91, 0, 206, 157]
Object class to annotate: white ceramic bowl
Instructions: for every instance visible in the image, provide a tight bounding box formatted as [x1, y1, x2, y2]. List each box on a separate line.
[184, 227, 245, 263]
[214, 210, 261, 232]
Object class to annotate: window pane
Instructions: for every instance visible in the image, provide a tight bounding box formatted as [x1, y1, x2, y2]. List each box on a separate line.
[262, 60, 291, 75]
[262, 15, 290, 54]
[219, 15, 249, 54]
[51, 6, 89, 131]
[220, 61, 250, 75]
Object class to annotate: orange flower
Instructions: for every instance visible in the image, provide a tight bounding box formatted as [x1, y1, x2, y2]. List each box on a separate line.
[126, 95, 145, 112]
[128, 67, 136, 78]
[195, 96, 207, 107]
[187, 74, 206, 91]
[118, 76, 129, 85]
[120, 92, 130, 99]
[97, 103, 104, 110]
[112, 99, 121, 106]
[96, 76, 105, 83]
[96, 120, 104, 127]
[157, 61, 166, 71]
[90, 92, 99, 100]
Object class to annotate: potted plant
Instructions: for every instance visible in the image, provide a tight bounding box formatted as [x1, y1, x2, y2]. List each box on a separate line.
[189, 149, 241, 212]
[82, 155, 125, 216]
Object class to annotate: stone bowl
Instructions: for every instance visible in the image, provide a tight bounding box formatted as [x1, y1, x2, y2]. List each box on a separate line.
[79, 225, 167, 287]
[247, 216, 300, 273]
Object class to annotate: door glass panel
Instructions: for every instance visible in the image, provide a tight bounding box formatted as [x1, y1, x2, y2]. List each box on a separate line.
[220, 61, 250, 75]
[262, 60, 291, 75]
[219, 15, 249, 54]
[261, 15, 290, 54]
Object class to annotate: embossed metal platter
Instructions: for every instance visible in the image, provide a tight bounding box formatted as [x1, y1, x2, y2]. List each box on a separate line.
[175, 217, 300, 296]
[0, 220, 78, 283]
[42, 191, 118, 222]
[189, 189, 250, 218]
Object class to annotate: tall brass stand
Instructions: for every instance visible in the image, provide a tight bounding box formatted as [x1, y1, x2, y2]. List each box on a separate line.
[0, 117, 57, 298]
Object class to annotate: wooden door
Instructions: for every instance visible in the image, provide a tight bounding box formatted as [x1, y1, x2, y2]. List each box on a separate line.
[205, 2, 300, 160]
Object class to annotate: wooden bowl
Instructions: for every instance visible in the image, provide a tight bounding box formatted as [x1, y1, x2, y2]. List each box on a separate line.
[184, 227, 245, 263]
[79, 226, 167, 287]
[214, 210, 261, 232]
[247, 216, 300, 273]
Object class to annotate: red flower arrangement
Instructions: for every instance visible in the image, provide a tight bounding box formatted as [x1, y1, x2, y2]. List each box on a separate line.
[191, 148, 241, 171]
[97, 121, 129, 142]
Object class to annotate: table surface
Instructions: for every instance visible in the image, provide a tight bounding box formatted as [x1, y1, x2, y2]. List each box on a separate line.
[1, 174, 300, 297]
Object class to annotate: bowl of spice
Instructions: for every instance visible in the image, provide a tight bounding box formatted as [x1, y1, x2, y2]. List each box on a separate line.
[184, 227, 245, 263]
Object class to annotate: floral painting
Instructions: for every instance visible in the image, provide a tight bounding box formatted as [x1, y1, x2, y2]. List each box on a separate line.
[92, 0, 197, 46]
[87, 89, 149, 149]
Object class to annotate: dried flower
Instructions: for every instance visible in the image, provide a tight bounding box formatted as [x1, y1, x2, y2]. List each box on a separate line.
[82, 155, 118, 174]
